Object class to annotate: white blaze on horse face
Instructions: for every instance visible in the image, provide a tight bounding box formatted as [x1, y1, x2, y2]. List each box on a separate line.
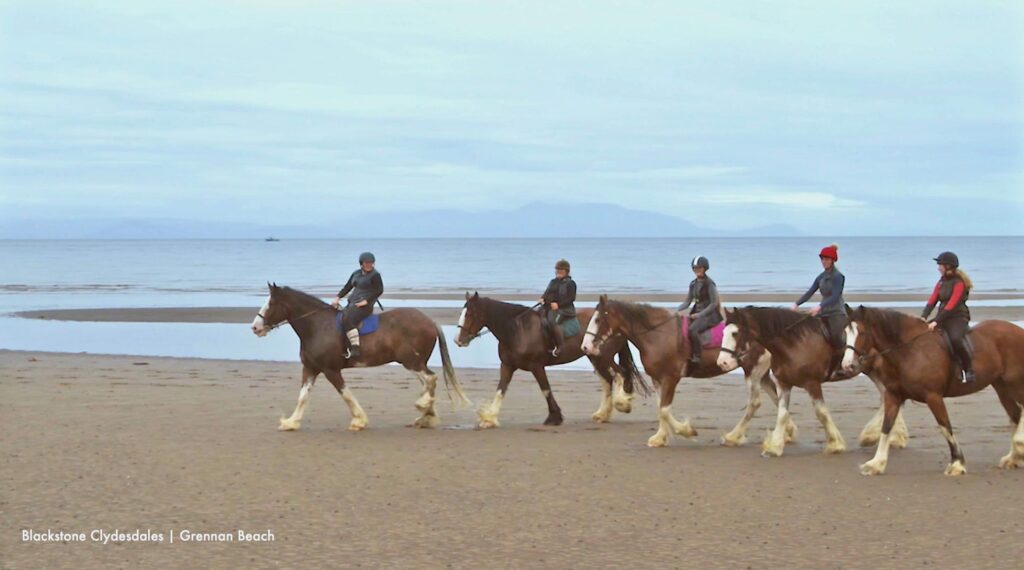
[252, 296, 271, 336]
[717, 324, 740, 369]
[456, 308, 470, 346]
[841, 323, 859, 371]
[582, 312, 601, 354]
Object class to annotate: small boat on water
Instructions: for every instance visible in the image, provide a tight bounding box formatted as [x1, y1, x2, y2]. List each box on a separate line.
[265, 237, 280, 242]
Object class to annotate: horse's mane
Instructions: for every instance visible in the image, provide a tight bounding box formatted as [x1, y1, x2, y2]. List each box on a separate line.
[853, 306, 925, 345]
[735, 306, 820, 343]
[277, 286, 331, 311]
[608, 300, 666, 330]
[475, 296, 533, 340]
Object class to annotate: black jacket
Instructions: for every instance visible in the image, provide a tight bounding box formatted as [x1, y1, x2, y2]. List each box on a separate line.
[677, 277, 723, 324]
[338, 269, 383, 307]
[543, 276, 577, 318]
[922, 274, 970, 324]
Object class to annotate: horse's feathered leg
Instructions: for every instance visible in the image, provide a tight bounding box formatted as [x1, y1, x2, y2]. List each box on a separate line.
[648, 375, 695, 447]
[860, 376, 910, 448]
[279, 366, 318, 431]
[722, 352, 770, 447]
[805, 381, 846, 454]
[412, 368, 440, 428]
[923, 393, 967, 475]
[860, 389, 903, 475]
[761, 378, 792, 457]
[999, 402, 1024, 469]
[478, 363, 514, 429]
[324, 370, 368, 431]
[531, 367, 563, 426]
[590, 364, 615, 423]
[759, 374, 798, 442]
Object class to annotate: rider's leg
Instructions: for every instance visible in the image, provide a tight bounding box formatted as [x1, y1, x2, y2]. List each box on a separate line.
[945, 317, 973, 382]
[688, 317, 705, 364]
[825, 314, 847, 380]
[549, 311, 566, 356]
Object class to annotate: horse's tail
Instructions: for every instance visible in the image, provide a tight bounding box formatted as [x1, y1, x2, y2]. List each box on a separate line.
[435, 323, 472, 408]
[618, 342, 651, 397]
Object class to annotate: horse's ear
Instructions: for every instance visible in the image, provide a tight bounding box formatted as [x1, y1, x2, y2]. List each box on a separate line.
[844, 303, 852, 317]
[599, 293, 608, 303]
[473, 291, 479, 299]
[465, 291, 471, 300]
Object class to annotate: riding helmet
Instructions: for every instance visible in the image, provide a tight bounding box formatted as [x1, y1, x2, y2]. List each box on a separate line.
[359, 251, 376, 264]
[933, 251, 959, 268]
[555, 259, 571, 272]
[691, 255, 710, 270]
[818, 243, 839, 261]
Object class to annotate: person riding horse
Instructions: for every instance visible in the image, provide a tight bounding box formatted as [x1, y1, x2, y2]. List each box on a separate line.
[331, 251, 383, 359]
[676, 255, 723, 369]
[539, 259, 576, 357]
[792, 243, 847, 379]
[922, 251, 975, 383]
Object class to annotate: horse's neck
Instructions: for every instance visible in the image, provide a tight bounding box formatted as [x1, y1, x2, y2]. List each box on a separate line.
[623, 307, 675, 349]
[481, 300, 531, 342]
[280, 294, 328, 339]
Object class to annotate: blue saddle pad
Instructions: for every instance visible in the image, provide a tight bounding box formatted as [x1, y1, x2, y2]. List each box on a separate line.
[335, 312, 380, 335]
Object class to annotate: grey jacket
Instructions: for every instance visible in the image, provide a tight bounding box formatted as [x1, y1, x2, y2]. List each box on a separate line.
[678, 277, 723, 323]
[542, 277, 577, 318]
[338, 269, 383, 307]
[796, 268, 845, 317]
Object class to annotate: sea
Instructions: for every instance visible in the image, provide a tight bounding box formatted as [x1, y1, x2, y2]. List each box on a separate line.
[2, 237, 1021, 367]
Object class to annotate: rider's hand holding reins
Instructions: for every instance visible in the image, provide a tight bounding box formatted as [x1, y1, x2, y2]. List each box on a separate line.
[355, 300, 369, 307]
[331, 297, 341, 309]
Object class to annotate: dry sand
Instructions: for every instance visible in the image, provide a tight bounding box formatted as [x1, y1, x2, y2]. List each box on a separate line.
[1, 349, 1021, 569]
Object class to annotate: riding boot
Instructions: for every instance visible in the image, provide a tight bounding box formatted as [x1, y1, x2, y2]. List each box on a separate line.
[551, 322, 566, 357]
[955, 340, 975, 383]
[825, 350, 844, 381]
[346, 329, 361, 360]
[688, 331, 703, 366]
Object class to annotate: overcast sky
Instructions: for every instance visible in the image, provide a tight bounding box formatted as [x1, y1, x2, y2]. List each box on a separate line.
[1, 1, 1021, 235]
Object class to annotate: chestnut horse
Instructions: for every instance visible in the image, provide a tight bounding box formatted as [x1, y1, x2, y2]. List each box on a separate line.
[582, 295, 798, 448]
[717, 306, 907, 457]
[251, 284, 470, 431]
[844, 306, 1024, 475]
[455, 292, 649, 428]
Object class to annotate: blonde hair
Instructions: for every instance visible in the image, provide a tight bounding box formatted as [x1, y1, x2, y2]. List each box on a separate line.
[956, 268, 973, 290]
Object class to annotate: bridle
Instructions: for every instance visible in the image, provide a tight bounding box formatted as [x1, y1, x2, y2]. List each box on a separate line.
[720, 312, 815, 361]
[848, 323, 937, 365]
[257, 305, 329, 332]
[458, 302, 542, 343]
[584, 306, 677, 353]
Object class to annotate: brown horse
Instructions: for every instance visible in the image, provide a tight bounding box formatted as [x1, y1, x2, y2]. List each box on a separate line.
[582, 295, 798, 448]
[455, 292, 649, 428]
[717, 306, 907, 457]
[843, 306, 1024, 475]
[251, 284, 470, 431]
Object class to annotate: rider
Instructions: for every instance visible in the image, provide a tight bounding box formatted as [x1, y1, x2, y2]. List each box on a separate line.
[540, 259, 577, 357]
[677, 255, 723, 368]
[331, 252, 383, 359]
[921, 251, 974, 383]
[792, 243, 847, 379]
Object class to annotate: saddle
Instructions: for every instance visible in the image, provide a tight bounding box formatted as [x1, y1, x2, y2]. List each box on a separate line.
[540, 315, 581, 348]
[680, 316, 725, 349]
[938, 329, 975, 380]
[334, 311, 381, 335]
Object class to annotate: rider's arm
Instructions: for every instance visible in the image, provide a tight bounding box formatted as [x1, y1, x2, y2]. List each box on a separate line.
[366, 272, 384, 304]
[934, 281, 965, 324]
[921, 281, 941, 320]
[694, 280, 720, 319]
[676, 282, 695, 312]
[561, 279, 576, 306]
[795, 278, 819, 307]
[337, 273, 355, 299]
[819, 272, 844, 311]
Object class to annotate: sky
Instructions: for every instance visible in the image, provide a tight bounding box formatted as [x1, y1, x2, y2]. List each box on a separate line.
[1, 0, 1022, 236]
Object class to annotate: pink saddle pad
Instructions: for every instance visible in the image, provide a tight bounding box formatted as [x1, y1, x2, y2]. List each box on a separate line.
[681, 316, 725, 348]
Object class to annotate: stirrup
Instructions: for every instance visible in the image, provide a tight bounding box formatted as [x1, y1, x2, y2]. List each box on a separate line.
[961, 370, 976, 384]
[551, 347, 561, 357]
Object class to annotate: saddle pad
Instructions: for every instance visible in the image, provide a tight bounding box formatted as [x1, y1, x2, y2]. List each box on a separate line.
[561, 317, 581, 338]
[681, 316, 725, 348]
[335, 312, 380, 335]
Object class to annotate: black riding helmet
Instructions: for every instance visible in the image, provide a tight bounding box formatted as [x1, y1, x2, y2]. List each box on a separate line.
[934, 251, 959, 268]
[359, 252, 376, 264]
[691, 255, 710, 270]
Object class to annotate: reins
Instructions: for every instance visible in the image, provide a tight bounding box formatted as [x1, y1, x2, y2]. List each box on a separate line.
[259, 306, 331, 332]
[721, 311, 815, 360]
[852, 326, 938, 364]
[459, 302, 542, 341]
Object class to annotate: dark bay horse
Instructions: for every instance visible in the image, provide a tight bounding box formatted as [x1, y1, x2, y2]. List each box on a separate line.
[844, 306, 1024, 475]
[455, 292, 648, 428]
[717, 306, 907, 457]
[251, 284, 470, 431]
[582, 295, 797, 448]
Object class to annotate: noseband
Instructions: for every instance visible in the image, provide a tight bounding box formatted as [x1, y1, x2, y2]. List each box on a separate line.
[258, 306, 327, 331]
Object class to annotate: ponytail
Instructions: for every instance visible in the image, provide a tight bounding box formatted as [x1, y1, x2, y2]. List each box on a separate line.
[956, 268, 973, 290]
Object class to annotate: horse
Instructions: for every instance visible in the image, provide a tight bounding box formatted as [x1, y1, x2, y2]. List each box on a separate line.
[716, 306, 908, 457]
[581, 295, 798, 448]
[454, 292, 649, 428]
[251, 284, 471, 431]
[843, 305, 1024, 476]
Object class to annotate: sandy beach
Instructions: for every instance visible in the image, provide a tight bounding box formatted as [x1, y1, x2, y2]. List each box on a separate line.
[2, 348, 1021, 569]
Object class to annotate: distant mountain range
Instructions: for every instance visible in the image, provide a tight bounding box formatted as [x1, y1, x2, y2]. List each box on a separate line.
[2, 202, 801, 238]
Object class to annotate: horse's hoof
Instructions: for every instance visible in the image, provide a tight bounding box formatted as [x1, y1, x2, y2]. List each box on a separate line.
[889, 432, 909, 449]
[784, 423, 799, 443]
[860, 460, 886, 476]
[720, 433, 747, 447]
[944, 461, 967, 476]
[348, 421, 367, 432]
[647, 435, 668, 448]
[544, 416, 564, 426]
[674, 423, 697, 439]
[478, 419, 498, 429]
[414, 415, 440, 429]
[591, 412, 611, 423]
[824, 440, 847, 455]
[613, 400, 633, 414]
[998, 454, 1023, 469]
[858, 433, 880, 447]
[278, 418, 299, 431]
[414, 398, 434, 413]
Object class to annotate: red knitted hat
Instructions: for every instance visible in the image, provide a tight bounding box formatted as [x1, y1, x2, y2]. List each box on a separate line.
[819, 243, 839, 261]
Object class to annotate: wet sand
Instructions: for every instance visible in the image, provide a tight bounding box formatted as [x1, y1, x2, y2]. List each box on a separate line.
[16, 304, 1024, 324]
[1, 349, 1021, 568]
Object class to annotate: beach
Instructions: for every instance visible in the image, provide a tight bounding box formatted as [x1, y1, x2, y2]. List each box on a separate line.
[2, 347, 1022, 569]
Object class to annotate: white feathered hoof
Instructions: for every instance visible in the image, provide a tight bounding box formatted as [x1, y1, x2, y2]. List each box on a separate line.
[647, 432, 668, 448]
[859, 458, 886, 476]
[888, 430, 909, 449]
[673, 421, 698, 439]
[613, 398, 633, 414]
[858, 431, 880, 447]
[824, 437, 847, 455]
[944, 460, 967, 476]
[998, 453, 1023, 470]
[591, 410, 612, 423]
[784, 421, 799, 443]
[720, 432, 747, 447]
[414, 395, 435, 413]
[278, 418, 300, 431]
[348, 418, 368, 432]
[760, 430, 784, 457]
[414, 414, 440, 429]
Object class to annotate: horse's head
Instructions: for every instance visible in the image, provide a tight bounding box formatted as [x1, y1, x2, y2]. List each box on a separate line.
[455, 291, 484, 347]
[582, 294, 621, 356]
[841, 304, 880, 375]
[252, 282, 287, 337]
[717, 307, 754, 370]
